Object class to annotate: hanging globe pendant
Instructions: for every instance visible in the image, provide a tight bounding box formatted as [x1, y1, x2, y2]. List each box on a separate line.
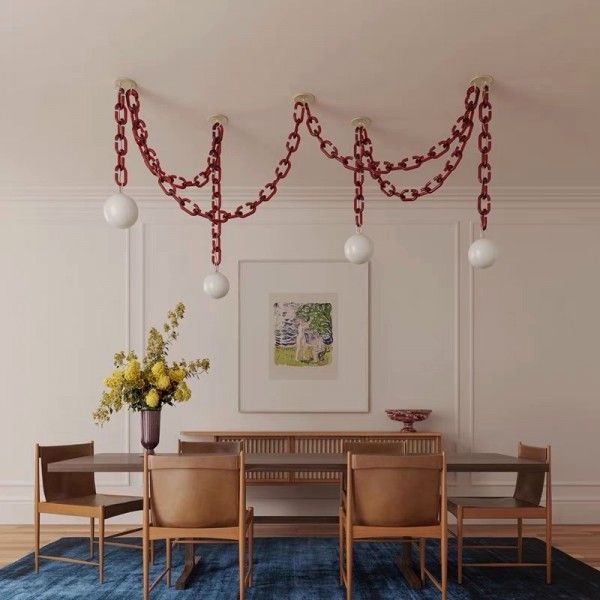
[344, 232, 373, 264]
[468, 237, 498, 269]
[203, 270, 230, 299]
[103, 191, 138, 229]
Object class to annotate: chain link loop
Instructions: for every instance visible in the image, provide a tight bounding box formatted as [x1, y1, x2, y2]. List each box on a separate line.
[372, 86, 479, 175]
[118, 86, 490, 262]
[114, 89, 128, 188]
[367, 86, 480, 202]
[477, 85, 492, 230]
[228, 101, 305, 219]
[353, 126, 366, 228]
[209, 123, 224, 266]
[305, 105, 356, 171]
[125, 89, 214, 217]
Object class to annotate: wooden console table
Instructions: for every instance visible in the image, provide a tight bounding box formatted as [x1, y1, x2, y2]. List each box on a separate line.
[180, 430, 442, 484]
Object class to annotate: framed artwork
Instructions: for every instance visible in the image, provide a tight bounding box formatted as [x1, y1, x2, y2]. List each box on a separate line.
[238, 260, 369, 413]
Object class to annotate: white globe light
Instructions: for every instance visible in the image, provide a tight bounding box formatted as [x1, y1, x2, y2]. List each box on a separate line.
[103, 192, 138, 229]
[468, 237, 498, 269]
[203, 271, 230, 299]
[344, 233, 373, 264]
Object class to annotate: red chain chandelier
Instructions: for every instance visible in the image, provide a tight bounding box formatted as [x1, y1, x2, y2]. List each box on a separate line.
[104, 76, 496, 299]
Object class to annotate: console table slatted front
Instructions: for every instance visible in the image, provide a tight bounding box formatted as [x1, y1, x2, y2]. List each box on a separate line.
[180, 431, 442, 484]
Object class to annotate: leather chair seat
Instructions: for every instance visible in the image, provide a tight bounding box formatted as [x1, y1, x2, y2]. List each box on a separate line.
[448, 496, 539, 514]
[41, 494, 142, 518]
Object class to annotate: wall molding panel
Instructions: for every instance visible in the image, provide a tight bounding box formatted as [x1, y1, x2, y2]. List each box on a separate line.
[1, 186, 600, 523]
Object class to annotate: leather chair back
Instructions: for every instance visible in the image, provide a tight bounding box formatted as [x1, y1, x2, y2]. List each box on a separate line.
[514, 443, 549, 506]
[148, 454, 240, 528]
[350, 453, 443, 527]
[38, 442, 95, 502]
[178, 440, 242, 454]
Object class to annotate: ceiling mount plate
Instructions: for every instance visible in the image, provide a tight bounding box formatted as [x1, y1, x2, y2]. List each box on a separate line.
[114, 78, 137, 91]
[208, 114, 229, 126]
[351, 116, 372, 128]
[470, 75, 494, 88]
[294, 92, 316, 105]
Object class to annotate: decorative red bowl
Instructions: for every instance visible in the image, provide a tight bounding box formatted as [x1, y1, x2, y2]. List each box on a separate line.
[385, 409, 432, 432]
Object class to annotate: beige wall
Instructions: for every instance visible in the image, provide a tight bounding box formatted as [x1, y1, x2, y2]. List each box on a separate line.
[1, 186, 599, 523]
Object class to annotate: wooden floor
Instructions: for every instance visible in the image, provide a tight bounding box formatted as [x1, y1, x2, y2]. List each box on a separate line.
[1, 523, 600, 569]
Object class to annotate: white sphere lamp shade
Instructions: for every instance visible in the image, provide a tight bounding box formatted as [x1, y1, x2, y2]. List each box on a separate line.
[344, 232, 373, 264]
[468, 237, 498, 269]
[103, 192, 138, 229]
[203, 270, 230, 299]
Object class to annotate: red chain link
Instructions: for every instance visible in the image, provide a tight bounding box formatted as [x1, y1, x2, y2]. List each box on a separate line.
[125, 89, 214, 217]
[114, 89, 128, 188]
[305, 104, 356, 171]
[367, 86, 480, 201]
[209, 123, 224, 266]
[477, 85, 492, 230]
[226, 101, 305, 220]
[353, 126, 366, 228]
[118, 85, 491, 263]
[370, 87, 479, 175]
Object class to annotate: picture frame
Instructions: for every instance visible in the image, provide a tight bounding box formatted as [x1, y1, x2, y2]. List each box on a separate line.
[238, 259, 369, 413]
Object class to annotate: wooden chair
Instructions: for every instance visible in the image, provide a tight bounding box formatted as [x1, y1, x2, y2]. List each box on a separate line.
[448, 442, 551, 584]
[34, 442, 143, 582]
[178, 440, 242, 454]
[340, 441, 409, 496]
[142, 451, 254, 599]
[340, 451, 447, 600]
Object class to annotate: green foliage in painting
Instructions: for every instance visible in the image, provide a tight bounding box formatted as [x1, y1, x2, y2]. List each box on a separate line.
[296, 303, 332, 338]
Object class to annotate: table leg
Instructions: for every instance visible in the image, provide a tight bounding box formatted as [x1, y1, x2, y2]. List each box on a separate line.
[175, 543, 201, 590]
[395, 540, 422, 590]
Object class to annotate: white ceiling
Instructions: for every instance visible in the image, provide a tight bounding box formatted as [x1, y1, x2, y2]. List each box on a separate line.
[2, 0, 599, 193]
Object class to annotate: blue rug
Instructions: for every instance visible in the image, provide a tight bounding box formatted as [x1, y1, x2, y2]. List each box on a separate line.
[1, 537, 598, 599]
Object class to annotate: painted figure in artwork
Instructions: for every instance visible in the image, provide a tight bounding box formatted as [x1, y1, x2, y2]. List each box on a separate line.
[274, 301, 333, 367]
[294, 315, 326, 363]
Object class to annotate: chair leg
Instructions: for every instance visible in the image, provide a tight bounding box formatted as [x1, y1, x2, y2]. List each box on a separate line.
[142, 531, 149, 600]
[34, 509, 40, 573]
[89, 518, 95, 559]
[345, 527, 352, 600]
[239, 534, 246, 600]
[517, 518, 523, 563]
[546, 512, 552, 584]
[456, 510, 463, 584]
[441, 532, 448, 600]
[166, 539, 172, 587]
[419, 538, 425, 583]
[338, 507, 344, 585]
[98, 513, 105, 584]
[248, 522, 254, 587]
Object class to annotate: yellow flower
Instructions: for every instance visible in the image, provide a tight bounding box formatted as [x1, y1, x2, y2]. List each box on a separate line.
[124, 359, 141, 382]
[169, 367, 186, 382]
[156, 374, 171, 390]
[104, 370, 124, 389]
[151, 361, 166, 378]
[145, 388, 160, 409]
[174, 381, 192, 402]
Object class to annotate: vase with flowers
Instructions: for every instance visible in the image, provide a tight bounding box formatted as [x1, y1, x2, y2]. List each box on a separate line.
[93, 302, 209, 453]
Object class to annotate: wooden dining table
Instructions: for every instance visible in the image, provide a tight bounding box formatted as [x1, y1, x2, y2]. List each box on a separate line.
[49, 452, 549, 590]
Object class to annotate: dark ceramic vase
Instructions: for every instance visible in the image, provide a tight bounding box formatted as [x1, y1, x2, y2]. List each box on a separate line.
[141, 409, 161, 454]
